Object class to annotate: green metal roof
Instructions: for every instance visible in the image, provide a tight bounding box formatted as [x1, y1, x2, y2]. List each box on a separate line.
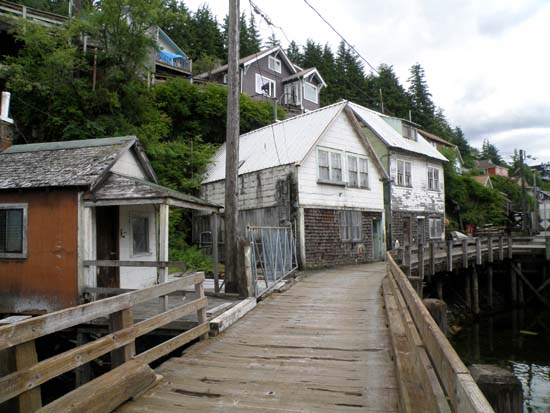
[2, 136, 136, 154]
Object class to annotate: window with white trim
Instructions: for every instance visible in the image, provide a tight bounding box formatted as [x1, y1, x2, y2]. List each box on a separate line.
[303, 81, 318, 103]
[402, 124, 417, 141]
[131, 215, 150, 256]
[340, 210, 362, 242]
[0, 204, 28, 258]
[428, 166, 440, 191]
[347, 155, 369, 189]
[396, 159, 412, 187]
[317, 148, 343, 183]
[268, 55, 282, 73]
[429, 218, 444, 239]
[255, 73, 276, 97]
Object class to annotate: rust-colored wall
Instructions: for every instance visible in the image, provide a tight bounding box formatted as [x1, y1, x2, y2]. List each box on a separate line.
[0, 190, 79, 314]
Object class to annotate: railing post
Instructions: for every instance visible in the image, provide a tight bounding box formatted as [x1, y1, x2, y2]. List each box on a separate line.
[109, 308, 135, 368]
[158, 203, 170, 311]
[211, 213, 220, 293]
[498, 235, 504, 261]
[195, 280, 208, 340]
[15, 340, 42, 411]
[462, 239, 468, 269]
[488, 235, 493, 263]
[507, 235, 513, 260]
[447, 240, 453, 272]
[405, 244, 411, 278]
[476, 237, 482, 266]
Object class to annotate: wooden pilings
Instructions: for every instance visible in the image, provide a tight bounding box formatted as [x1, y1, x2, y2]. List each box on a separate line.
[472, 268, 480, 315]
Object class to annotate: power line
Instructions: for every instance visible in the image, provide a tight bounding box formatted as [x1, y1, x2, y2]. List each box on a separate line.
[302, 0, 379, 76]
[249, 0, 291, 45]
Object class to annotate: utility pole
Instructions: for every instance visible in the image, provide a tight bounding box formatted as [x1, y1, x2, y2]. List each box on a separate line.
[520, 149, 528, 232]
[379, 88, 384, 114]
[224, 0, 245, 294]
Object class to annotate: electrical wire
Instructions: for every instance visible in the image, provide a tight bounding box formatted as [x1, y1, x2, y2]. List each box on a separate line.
[302, 0, 379, 75]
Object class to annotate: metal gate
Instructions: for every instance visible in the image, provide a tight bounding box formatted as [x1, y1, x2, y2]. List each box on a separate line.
[247, 225, 298, 297]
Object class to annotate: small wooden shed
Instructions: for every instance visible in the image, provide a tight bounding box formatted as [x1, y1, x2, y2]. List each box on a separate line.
[0, 136, 220, 314]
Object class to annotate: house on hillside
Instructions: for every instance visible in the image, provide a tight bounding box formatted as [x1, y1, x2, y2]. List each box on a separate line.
[0, 2, 192, 82]
[195, 46, 326, 115]
[195, 101, 388, 268]
[0, 135, 219, 314]
[533, 163, 550, 182]
[471, 175, 493, 188]
[347, 104, 448, 248]
[474, 159, 509, 177]
[418, 129, 464, 174]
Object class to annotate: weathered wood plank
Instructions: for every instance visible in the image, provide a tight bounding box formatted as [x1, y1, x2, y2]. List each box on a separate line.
[209, 298, 257, 336]
[0, 297, 207, 404]
[37, 360, 157, 413]
[109, 308, 135, 368]
[83, 260, 186, 268]
[15, 340, 42, 413]
[0, 272, 204, 351]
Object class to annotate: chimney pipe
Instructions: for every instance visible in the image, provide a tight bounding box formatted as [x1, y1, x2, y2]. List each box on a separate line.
[0, 91, 14, 152]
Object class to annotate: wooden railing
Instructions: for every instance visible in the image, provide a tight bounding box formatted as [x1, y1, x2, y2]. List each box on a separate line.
[385, 253, 494, 413]
[0, 0, 67, 26]
[0, 272, 208, 412]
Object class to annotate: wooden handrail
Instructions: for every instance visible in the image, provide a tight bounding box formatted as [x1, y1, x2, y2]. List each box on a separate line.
[82, 259, 186, 268]
[386, 253, 494, 412]
[0, 272, 208, 411]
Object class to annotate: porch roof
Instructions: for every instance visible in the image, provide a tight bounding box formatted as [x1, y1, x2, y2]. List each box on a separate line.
[83, 172, 220, 212]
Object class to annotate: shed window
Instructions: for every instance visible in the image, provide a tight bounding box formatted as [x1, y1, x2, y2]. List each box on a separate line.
[402, 124, 417, 141]
[347, 156, 369, 189]
[359, 158, 369, 188]
[340, 210, 362, 242]
[317, 148, 344, 183]
[347, 155, 358, 187]
[268, 56, 282, 73]
[428, 166, 440, 191]
[131, 216, 150, 255]
[255, 73, 276, 97]
[396, 159, 412, 187]
[429, 218, 443, 239]
[303, 82, 318, 103]
[0, 204, 27, 258]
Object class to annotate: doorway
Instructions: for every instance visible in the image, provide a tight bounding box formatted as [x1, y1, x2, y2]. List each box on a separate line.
[372, 219, 384, 261]
[96, 206, 120, 288]
[417, 217, 426, 245]
[402, 216, 411, 247]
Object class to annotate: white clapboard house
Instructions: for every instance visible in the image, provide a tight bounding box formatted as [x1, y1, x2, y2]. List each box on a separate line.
[348, 103, 448, 248]
[196, 101, 389, 269]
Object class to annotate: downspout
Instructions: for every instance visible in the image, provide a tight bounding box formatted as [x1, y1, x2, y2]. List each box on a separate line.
[385, 152, 393, 250]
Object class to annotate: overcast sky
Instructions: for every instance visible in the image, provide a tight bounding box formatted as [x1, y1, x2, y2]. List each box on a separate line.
[185, 0, 550, 164]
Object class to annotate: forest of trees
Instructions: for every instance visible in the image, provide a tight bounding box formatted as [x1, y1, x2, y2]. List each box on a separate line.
[1, 0, 540, 241]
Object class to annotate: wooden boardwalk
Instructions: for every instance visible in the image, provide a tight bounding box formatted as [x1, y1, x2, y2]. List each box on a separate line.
[116, 263, 399, 412]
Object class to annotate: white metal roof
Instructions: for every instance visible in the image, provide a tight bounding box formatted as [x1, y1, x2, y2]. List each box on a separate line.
[203, 102, 346, 183]
[348, 102, 448, 162]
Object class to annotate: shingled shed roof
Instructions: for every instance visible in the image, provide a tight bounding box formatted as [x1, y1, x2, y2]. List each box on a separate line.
[0, 136, 141, 190]
[84, 173, 220, 211]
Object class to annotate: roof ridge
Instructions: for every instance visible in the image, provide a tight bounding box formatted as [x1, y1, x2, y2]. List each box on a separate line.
[3, 136, 136, 154]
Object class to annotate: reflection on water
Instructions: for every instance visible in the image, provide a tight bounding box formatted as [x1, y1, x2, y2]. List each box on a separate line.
[451, 309, 550, 412]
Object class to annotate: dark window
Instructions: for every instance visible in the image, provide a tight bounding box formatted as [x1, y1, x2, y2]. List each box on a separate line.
[131, 216, 149, 255]
[340, 210, 362, 242]
[0, 208, 24, 254]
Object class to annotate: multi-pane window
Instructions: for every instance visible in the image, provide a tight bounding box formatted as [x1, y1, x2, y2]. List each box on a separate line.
[428, 167, 440, 191]
[396, 159, 412, 187]
[268, 56, 282, 73]
[402, 124, 417, 141]
[255, 74, 276, 97]
[347, 155, 369, 188]
[340, 210, 362, 242]
[131, 216, 149, 255]
[0, 204, 27, 258]
[317, 149, 343, 183]
[429, 218, 443, 239]
[303, 82, 318, 103]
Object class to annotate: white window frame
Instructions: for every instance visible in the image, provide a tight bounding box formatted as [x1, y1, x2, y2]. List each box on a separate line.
[0, 203, 28, 259]
[255, 73, 276, 98]
[346, 154, 370, 189]
[402, 124, 417, 141]
[268, 55, 282, 73]
[429, 218, 444, 239]
[395, 159, 412, 187]
[317, 147, 344, 184]
[428, 166, 440, 191]
[130, 214, 151, 257]
[303, 81, 319, 104]
[340, 210, 362, 242]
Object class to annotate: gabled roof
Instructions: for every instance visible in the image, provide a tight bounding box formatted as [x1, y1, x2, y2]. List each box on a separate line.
[0, 136, 157, 190]
[203, 101, 347, 183]
[158, 28, 188, 59]
[348, 103, 448, 162]
[417, 129, 454, 147]
[195, 46, 297, 79]
[283, 68, 327, 88]
[471, 175, 493, 188]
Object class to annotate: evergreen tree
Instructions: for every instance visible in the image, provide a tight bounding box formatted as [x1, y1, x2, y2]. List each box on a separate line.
[481, 139, 504, 166]
[189, 5, 224, 61]
[264, 33, 280, 48]
[365, 64, 409, 118]
[247, 13, 262, 53]
[333, 41, 366, 104]
[407, 63, 435, 129]
[286, 40, 302, 65]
